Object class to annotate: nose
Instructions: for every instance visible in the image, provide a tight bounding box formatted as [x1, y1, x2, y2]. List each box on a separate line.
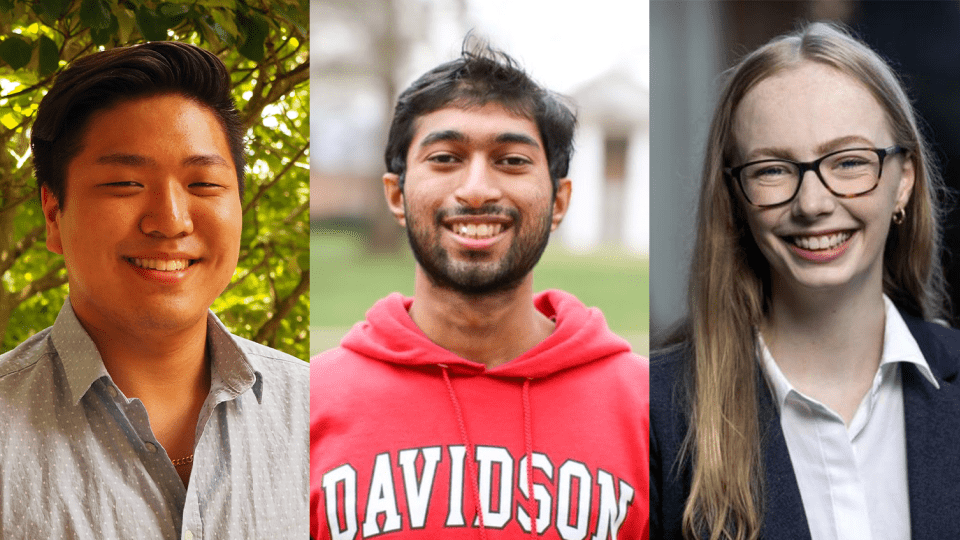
[792, 169, 836, 218]
[140, 182, 193, 238]
[453, 158, 501, 208]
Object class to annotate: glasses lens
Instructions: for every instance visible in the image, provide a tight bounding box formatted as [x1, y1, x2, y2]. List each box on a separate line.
[740, 160, 799, 206]
[820, 149, 882, 195]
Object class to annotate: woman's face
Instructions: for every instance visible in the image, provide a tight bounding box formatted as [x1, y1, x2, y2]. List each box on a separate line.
[732, 61, 914, 297]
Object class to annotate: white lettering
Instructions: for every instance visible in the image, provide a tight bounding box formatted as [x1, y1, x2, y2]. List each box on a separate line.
[556, 461, 592, 540]
[517, 452, 554, 534]
[362, 453, 402, 536]
[473, 446, 513, 528]
[593, 470, 635, 539]
[445, 445, 467, 527]
[398, 447, 442, 529]
[322, 464, 358, 540]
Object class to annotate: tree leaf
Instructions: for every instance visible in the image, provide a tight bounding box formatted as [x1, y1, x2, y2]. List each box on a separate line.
[237, 12, 268, 62]
[115, 7, 136, 42]
[135, 5, 169, 41]
[79, 0, 111, 30]
[89, 13, 118, 46]
[0, 35, 32, 70]
[37, 34, 57, 75]
[38, 0, 68, 19]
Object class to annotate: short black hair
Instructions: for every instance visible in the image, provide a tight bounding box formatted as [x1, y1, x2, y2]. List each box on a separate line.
[31, 41, 246, 207]
[384, 38, 577, 192]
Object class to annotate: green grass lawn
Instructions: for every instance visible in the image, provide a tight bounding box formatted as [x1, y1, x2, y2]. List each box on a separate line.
[310, 230, 648, 356]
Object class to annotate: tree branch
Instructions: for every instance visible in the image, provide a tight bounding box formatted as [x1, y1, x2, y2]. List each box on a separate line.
[14, 260, 66, 305]
[242, 141, 308, 215]
[0, 223, 44, 275]
[253, 267, 308, 347]
[223, 247, 271, 292]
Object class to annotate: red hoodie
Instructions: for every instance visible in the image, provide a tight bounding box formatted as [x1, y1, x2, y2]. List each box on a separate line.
[310, 290, 649, 539]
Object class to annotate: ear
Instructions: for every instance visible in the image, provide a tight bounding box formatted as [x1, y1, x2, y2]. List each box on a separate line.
[895, 153, 916, 212]
[41, 186, 64, 255]
[550, 178, 572, 231]
[383, 173, 406, 227]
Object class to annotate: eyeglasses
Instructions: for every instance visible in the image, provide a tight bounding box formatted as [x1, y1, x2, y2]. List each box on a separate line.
[725, 145, 904, 208]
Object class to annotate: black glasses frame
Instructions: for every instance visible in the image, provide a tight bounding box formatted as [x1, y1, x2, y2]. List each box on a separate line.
[725, 145, 904, 208]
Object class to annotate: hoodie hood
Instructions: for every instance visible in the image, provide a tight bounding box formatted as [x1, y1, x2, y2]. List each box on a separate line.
[340, 289, 632, 378]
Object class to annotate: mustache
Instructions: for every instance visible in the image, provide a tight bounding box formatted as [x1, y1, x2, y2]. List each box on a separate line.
[435, 205, 520, 222]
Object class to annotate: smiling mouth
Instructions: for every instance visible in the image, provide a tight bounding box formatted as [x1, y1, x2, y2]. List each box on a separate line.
[786, 231, 854, 251]
[448, 223, 505, 239]
[125, 258, 197, 272]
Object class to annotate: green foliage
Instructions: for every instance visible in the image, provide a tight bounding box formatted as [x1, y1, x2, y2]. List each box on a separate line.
[0, 0, 309, 360]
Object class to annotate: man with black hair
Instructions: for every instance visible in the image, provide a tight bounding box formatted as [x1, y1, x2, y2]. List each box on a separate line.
[0, 42, 307, 538]
[310, 43, 648, 539]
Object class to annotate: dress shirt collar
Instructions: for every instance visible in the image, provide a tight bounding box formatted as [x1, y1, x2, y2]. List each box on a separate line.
[759, 294, 939, 410]
[51, 298, 263, 406]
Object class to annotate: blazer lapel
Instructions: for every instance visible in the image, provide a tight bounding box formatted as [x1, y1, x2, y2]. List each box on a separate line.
[757, 373, 813, 540]
[902, 315, 960, 540]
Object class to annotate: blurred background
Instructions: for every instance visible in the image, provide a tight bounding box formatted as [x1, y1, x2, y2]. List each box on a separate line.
[311, 0, 651, 355]
[0, 1, 309, 359]
[650, 0, 960, 343]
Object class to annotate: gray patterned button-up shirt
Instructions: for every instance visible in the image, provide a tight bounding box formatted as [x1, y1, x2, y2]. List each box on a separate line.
[0, 299, 308, 539]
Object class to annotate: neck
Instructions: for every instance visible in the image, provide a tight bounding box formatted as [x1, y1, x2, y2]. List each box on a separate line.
[74, 308, 211, 481]
[77, 313, 211, 402]
[763, 276, 886, 422]
[409, 269, 555, 369]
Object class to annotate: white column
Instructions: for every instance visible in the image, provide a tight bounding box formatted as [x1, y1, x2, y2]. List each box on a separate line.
[561, 122, 604, 251]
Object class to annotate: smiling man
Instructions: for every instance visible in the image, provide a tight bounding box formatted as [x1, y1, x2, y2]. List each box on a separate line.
[310, 44, 649, 539]
[0, 43, 307, 538]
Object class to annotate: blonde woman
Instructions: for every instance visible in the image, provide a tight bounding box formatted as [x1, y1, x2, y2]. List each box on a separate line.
[651, 23, 960, 540]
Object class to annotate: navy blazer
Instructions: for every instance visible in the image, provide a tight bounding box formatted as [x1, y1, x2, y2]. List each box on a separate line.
[650, 314, 960, 539]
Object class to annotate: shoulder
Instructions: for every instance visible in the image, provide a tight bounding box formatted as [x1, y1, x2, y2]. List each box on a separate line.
[650, 342, 691, 410]
[0, 328, 55, 379]
[901, 314, 960, 380]
[229, 334, 309, 402]
[231, 334, 308, 373]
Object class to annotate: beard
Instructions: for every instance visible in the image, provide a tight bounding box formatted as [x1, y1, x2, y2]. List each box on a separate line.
[405, 202, 553, 296]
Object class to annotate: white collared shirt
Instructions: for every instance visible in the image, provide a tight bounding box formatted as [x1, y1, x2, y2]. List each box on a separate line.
[759, 295, 938, 540]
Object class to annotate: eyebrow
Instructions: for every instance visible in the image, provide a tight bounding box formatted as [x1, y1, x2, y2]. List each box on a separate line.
[745, 135, 876, 162]
[96, 152, 231, 168]
[418, 130, 541, 149]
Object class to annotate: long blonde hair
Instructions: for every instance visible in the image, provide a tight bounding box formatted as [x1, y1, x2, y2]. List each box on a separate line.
[679, 22, 948, 540]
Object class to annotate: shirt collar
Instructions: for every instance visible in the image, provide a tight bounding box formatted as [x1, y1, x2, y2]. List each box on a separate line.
[759, 294, 939, 409]
[51, 298, 262, 405]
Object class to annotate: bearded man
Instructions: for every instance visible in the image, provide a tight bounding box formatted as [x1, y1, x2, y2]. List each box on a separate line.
[310, 43, 648, 540]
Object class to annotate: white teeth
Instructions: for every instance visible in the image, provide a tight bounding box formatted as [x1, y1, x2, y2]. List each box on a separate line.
[131, 258, 190, 271]
[791, 231, 852, 251]
[453, 223, 503, 239]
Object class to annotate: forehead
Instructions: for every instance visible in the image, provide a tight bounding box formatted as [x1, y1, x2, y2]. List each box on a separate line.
[733, 61, 893, 159]
[71, 93, 235, 173]
[409, 103, 543, 150]
[82, 94, 227, 146]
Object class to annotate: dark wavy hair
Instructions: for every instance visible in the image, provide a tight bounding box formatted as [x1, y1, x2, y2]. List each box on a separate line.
[31, 41, 246, 207]
[384, 37, 577, 193]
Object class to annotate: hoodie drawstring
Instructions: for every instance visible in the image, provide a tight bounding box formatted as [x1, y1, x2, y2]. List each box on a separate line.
[440, 366, 539, 540]
[522, 377, 538, 540]
[441, 366, 488, 539]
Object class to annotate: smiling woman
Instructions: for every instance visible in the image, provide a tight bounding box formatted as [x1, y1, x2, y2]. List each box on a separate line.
[650, 22, 960, 540]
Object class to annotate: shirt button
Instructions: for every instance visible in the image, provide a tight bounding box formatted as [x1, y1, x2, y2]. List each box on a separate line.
[144, 442, 157, 453]
[184, 531, 194, 540]
[106, 385, 118, 398]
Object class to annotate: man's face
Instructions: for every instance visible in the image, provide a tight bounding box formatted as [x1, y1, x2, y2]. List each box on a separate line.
[385, 103, 571, 295]
[43, 93, 242, 337]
